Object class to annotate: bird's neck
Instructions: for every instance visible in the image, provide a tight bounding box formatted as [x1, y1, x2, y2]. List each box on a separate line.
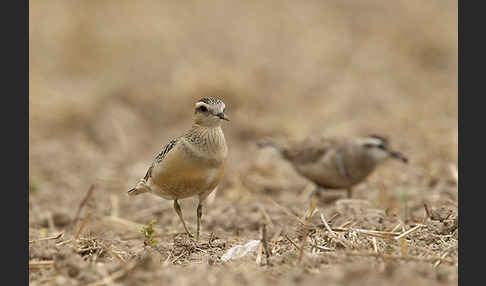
[187, 124, 224, 140]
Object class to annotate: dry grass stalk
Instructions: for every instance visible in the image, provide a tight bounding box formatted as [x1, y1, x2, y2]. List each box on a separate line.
[434, 248, 454, 268]
[327, 213, 340, 225]
[285, 234, 301, 251]
[332, 227, 400, 238]
[255, 242, 263, 265]
[29, 232, 64, 244]
[71, 184, 95, 230]
[102, 242, 127, 264]
[338, 220, 353, 228]
[29, 260, 55, 269]
[111, 251, 127, 264]
[75, 212, 91, 240]
[371, 237, 378, 253]
[319, 213, 336, 236]
[297, 236, 306, 264]
[298, 200, 317, 264]
[76, 245, 101, 254]
[297, 183, 317, 202]
[312, 243, 334, 252]
[56, 239, 73, 246]
[268, 198, 309, 226]
[259, 205, 273, 227]
[330, 224, 422, 241]
[394, 225, 424, 240]
[162, 252, 172, 267]
[390, 224, 402, 233]
[354, 229, 401, 239]
[400, 237, 408, 256]
[444, 210, 453, 221]
[320, 213, 351, 249]
[423, 202, 432, 219]
[261, 221, 271, 262]
[345, 252, 456, 265]
[171, 250, 188, 264]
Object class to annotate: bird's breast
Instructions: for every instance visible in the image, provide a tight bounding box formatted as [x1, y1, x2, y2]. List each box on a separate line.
[150, 146, 226, 199]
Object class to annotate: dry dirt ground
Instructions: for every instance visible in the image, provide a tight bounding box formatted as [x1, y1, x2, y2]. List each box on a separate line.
[29, 1, 458, 285]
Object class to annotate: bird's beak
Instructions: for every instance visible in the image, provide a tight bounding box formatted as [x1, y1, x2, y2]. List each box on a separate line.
[389, 151, 408, 163]
[216, 113, 230, 121]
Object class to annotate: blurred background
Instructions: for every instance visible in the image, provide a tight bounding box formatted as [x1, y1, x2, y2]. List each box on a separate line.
[29, 0, 458, 212]
[29, 0, 457, 284]
[29, 0, 457, 197]
[29, 0, 458, 221]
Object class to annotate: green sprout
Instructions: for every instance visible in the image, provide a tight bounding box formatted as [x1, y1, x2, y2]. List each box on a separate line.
[141, 219, 158, 246]
[40, 228, 48, 238]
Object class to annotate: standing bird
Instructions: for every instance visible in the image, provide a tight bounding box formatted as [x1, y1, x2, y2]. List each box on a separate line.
[128, 97, 229, 241]
[258, 134, 407, 198]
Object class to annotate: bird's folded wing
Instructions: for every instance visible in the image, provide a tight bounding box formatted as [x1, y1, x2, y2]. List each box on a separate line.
[284, 138, 333, 164]
[334, 148, 350, 179]
[144, 138, 178, 180]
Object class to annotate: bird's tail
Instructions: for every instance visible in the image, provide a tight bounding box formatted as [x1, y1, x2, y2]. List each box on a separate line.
[256, 139, 295, 161]
[256, 139, 284, 151]
[127, 180, 151, 196]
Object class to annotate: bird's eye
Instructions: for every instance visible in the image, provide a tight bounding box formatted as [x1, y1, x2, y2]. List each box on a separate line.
[377, 144, 385, 150]
[199, 106, 208, 112]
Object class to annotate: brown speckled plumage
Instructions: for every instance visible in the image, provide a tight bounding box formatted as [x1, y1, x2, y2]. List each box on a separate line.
[128, 97, 229, 240]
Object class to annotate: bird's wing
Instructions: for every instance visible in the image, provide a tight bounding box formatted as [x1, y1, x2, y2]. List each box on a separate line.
[334, 148, 350, 179]
[144, 138, 178, 180]
[283, 136, 335, 164]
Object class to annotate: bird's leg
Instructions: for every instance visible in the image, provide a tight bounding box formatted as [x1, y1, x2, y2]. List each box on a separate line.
[313, 185, 323, 200]
[347, 188, 353, 198]
[196, 202, 203, 241]
[173, 200, 193, 237]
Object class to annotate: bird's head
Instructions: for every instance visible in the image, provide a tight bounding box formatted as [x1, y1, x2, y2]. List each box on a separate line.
[193, 97, 229, 127]
[359, 135, 408, 164]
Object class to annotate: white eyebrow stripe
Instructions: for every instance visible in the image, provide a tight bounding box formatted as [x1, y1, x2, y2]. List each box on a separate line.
[195, 102, 209, 108]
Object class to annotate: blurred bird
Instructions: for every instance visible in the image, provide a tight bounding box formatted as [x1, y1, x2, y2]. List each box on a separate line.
[128, 97, 229, 241]
[257, 134, 407, 198]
